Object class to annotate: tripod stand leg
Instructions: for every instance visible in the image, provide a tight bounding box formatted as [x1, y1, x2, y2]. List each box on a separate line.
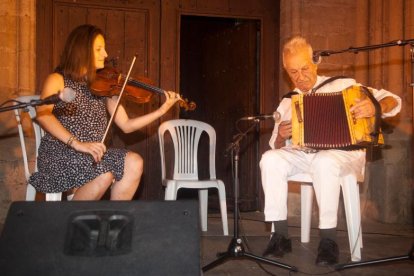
[202, 237, 298, 272]
[202, 238, 244, 272]
[335, 244, 414, 271]
[202, 252, 232, 272]
[335, 255, 410, 270]
[243, 252, 298, 271]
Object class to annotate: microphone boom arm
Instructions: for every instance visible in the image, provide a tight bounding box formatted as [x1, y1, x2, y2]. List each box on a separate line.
[315, 38, 414, 57]
[0, 98, 57, 114]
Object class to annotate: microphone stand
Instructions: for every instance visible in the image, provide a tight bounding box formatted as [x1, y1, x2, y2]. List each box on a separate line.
[411, 42, 414, 128]
[314, 38, 414, 271]
[0, 99, 47, 113]
[314, 38, 414, 58]
[202, 119, 297, 273]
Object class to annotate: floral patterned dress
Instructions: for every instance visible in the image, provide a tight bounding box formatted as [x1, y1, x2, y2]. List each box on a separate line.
[29, 73, 127, 193]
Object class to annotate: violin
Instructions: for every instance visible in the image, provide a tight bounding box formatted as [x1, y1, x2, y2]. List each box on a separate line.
[90, 67, 196, 111]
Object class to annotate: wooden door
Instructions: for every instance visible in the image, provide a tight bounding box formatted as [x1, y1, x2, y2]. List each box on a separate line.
[180, 16, 260, 210]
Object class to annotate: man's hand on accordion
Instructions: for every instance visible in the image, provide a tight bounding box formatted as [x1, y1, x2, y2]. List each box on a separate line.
[275, 121, 292, 149]
[349, 98, 375, 119]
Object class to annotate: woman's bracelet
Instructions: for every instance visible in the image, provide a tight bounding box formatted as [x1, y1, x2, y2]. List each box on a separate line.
[66, 135, 76, 147]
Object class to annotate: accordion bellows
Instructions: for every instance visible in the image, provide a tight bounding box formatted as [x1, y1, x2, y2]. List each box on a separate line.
[291, 85, 384, 150]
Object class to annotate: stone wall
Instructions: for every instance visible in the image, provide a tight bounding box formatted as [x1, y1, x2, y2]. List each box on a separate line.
[0, 0, 36, 223]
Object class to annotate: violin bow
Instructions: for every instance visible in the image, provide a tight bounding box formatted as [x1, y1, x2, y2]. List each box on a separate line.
[101, 56, 137, 144]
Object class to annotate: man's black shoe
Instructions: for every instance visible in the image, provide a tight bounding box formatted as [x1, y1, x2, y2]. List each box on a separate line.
[316, 238, 339, 266]
[263, 232, 292, 258]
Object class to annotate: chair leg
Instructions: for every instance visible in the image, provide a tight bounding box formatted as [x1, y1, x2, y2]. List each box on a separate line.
[45, 193, 62, 201]
[164, 182, 178, 200]
[301, 184, 313, 243]
[25, 184, 36, 201]
[66, 193, 74, 201]
[199, 189, 208, 232]
[217, 181, 229, 236]
[341, 175, 362, 262]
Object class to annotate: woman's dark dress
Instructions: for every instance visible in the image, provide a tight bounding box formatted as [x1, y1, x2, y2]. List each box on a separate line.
[29, 74, 127, 193]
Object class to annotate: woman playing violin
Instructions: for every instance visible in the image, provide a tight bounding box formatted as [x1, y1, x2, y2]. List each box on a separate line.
[29, 24, 180, 200]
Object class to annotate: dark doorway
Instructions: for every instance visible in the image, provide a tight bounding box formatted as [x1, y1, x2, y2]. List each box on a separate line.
[179, 15, 261, 211]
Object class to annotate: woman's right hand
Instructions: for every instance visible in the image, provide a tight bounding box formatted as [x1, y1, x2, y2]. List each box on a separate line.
[71, 140, 107, 162]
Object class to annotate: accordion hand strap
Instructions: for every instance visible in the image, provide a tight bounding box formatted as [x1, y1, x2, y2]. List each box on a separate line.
[311, 76, 349, 93]
[360, 86, 382, 145]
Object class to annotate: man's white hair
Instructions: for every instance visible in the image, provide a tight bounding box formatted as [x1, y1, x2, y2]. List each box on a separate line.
[282, 36, 314, 67]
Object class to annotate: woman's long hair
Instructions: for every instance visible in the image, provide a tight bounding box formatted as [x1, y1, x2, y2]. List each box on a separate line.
[57, 24, 104, 84]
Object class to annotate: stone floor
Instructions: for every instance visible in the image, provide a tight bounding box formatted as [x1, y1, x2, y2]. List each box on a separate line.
[201, 212, 413, 276]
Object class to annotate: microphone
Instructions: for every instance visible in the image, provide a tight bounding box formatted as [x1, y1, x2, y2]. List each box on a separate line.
[312, 51, 321, 64]
[30, 87, 76, 106]
[240, 111, 281, 121]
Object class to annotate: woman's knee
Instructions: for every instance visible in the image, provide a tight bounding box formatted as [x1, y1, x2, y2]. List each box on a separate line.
[73, 172, 114, 200]
[125, 152, 144, 175]
[98, 172, 115, 188]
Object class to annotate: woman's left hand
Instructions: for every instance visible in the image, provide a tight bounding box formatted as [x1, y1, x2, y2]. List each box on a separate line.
[160, 91, 181, 112]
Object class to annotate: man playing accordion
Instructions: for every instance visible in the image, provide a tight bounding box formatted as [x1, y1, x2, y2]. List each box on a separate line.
[260, 36, 401, 266]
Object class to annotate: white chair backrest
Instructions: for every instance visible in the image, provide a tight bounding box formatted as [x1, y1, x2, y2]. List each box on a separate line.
[14, 95, 44, 181]
[158, 119, 217, 181]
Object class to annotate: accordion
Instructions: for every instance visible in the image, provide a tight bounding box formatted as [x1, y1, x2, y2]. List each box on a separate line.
[291, 85, 384, 150]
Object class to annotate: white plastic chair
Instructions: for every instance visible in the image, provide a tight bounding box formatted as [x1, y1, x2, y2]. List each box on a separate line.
[158, 119, 229, 235]
[14, 95, 63, 201]
[271, 172, 363, 261]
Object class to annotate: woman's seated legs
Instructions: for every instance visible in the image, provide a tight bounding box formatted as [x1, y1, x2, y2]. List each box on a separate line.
[110, 152, 143, 200]
[72, 172, 114, 200]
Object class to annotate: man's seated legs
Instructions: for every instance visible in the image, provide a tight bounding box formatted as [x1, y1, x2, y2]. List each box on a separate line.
[311, 149, 364, 265]
[260, 148, 309, 257]
[260, 149, 364, 265]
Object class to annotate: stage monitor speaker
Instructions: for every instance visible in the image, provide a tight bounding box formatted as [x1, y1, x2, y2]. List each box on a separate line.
[0, 200, 200, 276]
